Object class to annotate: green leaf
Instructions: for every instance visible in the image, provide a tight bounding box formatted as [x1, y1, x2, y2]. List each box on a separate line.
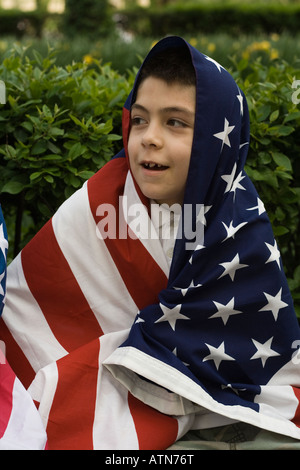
[4, 145, 17, 158]
[49, 127, 64, 138]
[42, 104, 52, 118]
[21, 121, 33, 133]
[268, 125, 294, 136]
[31, 140, 47, 155]
[1, 181, 25, 194]
[269, 109, 279, 122]
[283, 111, 300, 123]
[271, 152, 292, 171]
[30, 172, 43, 181]
[273, 225, 289, 236]
[257, 104, 271, 122]
[44, 175, 54, 183]
[68, 142, 84, 160]
[78, 170, 95, 180]
[107, 134, 122, 141]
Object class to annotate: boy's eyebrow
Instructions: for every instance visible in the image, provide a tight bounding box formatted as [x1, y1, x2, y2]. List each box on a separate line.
[131, 103, 195, 118]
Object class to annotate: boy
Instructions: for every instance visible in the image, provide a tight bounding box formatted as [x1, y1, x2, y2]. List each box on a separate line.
[1, 36, 300, 450]
[128, 47, 196, 208]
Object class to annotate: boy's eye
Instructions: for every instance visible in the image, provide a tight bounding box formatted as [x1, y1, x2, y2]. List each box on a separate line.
[131, 117, 147, 126]
[168, 119, 187, 128]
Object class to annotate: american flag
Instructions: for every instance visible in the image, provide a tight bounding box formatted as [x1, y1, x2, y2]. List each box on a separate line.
[0, 207, 47, 449]
[1, 36, 300, 449]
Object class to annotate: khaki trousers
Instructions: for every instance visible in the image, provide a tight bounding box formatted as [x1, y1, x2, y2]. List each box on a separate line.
[168, 422, 300, 450]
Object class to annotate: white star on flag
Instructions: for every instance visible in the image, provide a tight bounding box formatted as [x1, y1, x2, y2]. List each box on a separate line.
[0, 270, 5, 297]
[218, 254, 248, 281]
[189, 244, 205, 264]
[174, 279, 202, 297]
[247, 197, 266, 216]
[230, 171, 246, 198]
[265, 240, 281, 269]
[155, 303, 190, 331]
[210, 297, 243, 325]
[222, 220, 247, 242]
[214, 118, 235, 151]
[221, 384, 247, 395]
[0, 224, 8, 259]
[172, 347, 189, 367]
[221, 163, 237, 193]
[236, 89, 244, 116]
[205, 56, 225, 73]
[203, 341, 235, 370]
[259, 288, 288, 321]
[250, 337, 280, 367]
[196, 205, 212, 226]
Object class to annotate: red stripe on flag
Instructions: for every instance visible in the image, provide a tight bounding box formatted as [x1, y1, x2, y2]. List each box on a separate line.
[122, 107, 130, 158]
[21, 219, 103, 353]
[291, 386, 300, 427]
[128, 392, 178, 450]
[0, 354, 15, 439]
[88, 159, 168, 311]
[0, 318, 35, 389]
[46, 339, 100, 450]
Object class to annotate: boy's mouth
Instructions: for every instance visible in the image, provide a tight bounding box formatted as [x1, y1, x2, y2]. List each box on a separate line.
[141, 161, 169, 171]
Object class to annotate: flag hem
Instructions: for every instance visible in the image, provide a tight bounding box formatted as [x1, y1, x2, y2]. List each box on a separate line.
[104, 345, 300, 441]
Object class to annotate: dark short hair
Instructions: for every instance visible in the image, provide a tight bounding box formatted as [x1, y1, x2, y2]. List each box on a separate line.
[137, 46, 196, 89]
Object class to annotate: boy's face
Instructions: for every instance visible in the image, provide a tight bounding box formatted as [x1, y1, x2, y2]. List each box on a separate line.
[128, 77, 195, 207]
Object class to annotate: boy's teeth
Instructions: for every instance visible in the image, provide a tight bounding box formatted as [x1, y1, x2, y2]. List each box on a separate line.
[145, 162, 162, 168]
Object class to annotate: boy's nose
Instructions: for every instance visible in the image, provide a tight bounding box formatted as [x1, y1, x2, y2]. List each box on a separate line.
[142, 123, 163, 149]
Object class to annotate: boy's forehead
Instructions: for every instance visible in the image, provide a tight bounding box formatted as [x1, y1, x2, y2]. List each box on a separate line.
[133, 76, 196, 112]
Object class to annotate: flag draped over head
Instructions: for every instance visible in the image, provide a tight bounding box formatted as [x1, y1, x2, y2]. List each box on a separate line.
[0, 207, 47, 450]
[0, 207, 7, 316]
[1, 36, 300, 450]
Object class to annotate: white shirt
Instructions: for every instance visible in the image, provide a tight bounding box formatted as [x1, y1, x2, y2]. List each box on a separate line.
[150, 201, 181, 267]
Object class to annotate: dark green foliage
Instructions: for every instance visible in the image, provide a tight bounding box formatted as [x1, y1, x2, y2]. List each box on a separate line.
[0, 45, 133, 257]
[63, 0, 114, 38]
[119, 3, 300, 37]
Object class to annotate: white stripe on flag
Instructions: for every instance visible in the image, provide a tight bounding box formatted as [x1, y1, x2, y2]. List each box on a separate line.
[3, 254, 67, 371]
[93, 332, 139, 449]
[52, 183, 140, 335]
[28, 361, 59, 431]
[0, 377, 47, 450]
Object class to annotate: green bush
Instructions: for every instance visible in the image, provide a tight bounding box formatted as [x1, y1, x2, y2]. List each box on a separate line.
[0, 8, 49, 37]
[119, 3, 300, 37]
[63, 0, 114, 38]
[0, 46, 299, 314]
[0, 45, 133, 257]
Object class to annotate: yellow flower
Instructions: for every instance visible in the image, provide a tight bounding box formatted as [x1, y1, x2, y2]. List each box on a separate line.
[207, 43, 216, 53]
[247, 40, 271, 53]
[270, 48, 279, 60]
[83, 54, 93, 65]
[189, 38, 198, 47]
[0, 40, 7, 51]
[271, 33, 280, 42]
[259, 40, 271, 50]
